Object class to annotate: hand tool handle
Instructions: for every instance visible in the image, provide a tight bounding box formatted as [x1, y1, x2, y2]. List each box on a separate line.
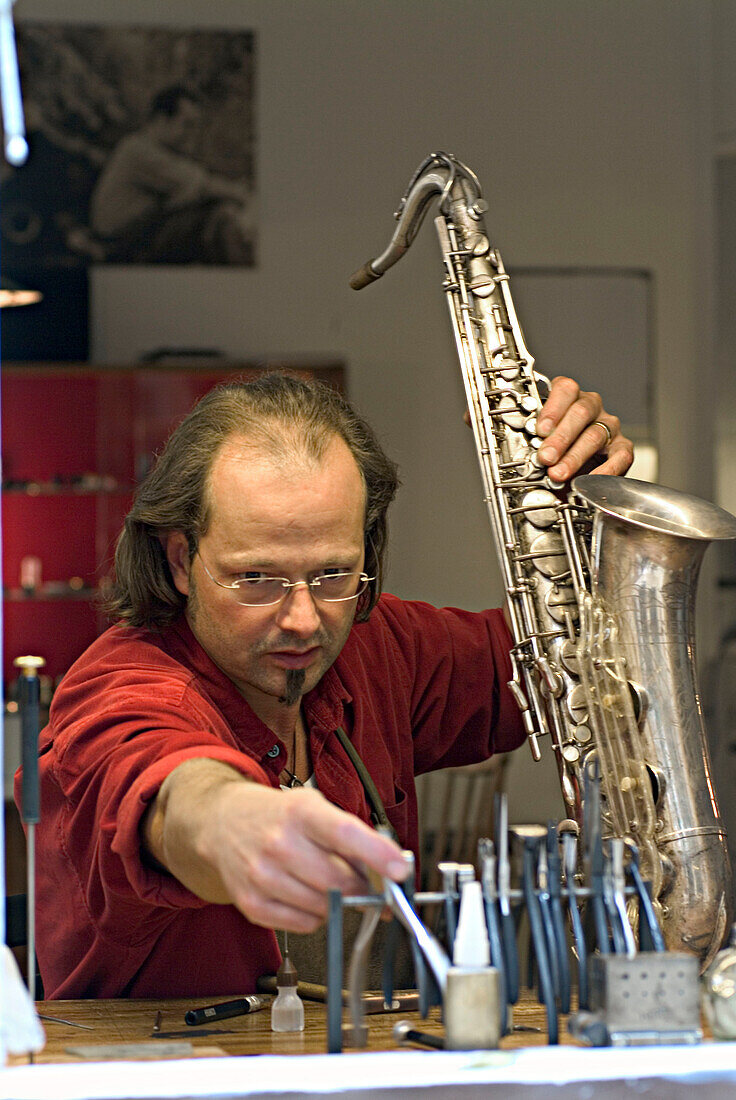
[629, 862, 666, 953]
[521, 840, 558, 1045]
[483, 897, 508, 1034]
[15, 656, 44, 824]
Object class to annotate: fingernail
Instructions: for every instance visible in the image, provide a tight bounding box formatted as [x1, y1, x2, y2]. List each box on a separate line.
[549, 462, 569, 481]
[538, 444, 557, 463]
[387, 858, 411, 881]
[537, 417, 553, 436]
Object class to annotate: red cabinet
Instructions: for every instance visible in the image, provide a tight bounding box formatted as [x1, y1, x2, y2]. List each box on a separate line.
[1, 361, 344, 690]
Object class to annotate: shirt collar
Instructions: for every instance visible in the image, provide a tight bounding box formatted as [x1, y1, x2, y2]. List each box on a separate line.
[164, 614, 353, 752]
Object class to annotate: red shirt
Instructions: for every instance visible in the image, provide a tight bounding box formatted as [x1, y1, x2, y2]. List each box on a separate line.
[22, 594, 524, 999]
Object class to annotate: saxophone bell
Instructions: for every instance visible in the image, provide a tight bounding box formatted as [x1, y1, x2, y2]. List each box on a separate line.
[574, 473, 736, 967]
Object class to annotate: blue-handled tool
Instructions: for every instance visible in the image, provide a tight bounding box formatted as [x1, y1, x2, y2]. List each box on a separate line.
[546, 824, 571, 1013]
[513, 824, 558, 1045]
[437, 861, 459, 955]
[562, 831, 589, 1009]
[495, 793, 519, 1003]
[607, 837, 637, 957]
[478, 837, 508, 1034]
[536, 841, 561, 1000]
[583, 760, 611, 955]
[624, 840, 666, 953]
[14, 654, 45, 1002]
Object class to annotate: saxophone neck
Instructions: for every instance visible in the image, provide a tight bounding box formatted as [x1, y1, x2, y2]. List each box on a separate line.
[349, 153, 482, 289]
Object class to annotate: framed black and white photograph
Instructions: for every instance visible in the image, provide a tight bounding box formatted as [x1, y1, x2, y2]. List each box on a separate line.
[1, 23, 256, 269]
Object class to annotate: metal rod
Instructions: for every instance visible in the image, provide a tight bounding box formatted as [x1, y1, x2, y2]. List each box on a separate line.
[326, 889, 343, 1053]
[26, 826, 35, 1001]
[0, 0, 28, 165]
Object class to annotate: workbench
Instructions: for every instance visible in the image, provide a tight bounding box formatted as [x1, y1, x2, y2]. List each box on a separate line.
[3, 990, 736, 1099]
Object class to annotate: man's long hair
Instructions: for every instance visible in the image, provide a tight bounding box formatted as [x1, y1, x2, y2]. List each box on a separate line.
[107, 373, 400, 629]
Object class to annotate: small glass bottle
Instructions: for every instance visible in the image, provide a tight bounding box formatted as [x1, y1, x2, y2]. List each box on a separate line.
[270, 952, 304, 1032]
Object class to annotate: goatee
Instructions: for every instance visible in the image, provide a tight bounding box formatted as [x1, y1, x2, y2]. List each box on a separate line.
[280, 668, 306, 707]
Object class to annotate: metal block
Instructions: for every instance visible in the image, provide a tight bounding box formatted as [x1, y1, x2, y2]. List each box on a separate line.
[588, 953, 701, 1046]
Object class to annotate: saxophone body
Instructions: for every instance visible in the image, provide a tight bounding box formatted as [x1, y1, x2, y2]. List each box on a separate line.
[351, 153, 736, 968]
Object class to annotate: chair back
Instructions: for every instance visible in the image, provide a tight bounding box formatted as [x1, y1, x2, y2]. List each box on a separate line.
[416, 754, 510, 892]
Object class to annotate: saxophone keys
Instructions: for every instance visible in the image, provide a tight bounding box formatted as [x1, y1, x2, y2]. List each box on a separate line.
[565, 684, 589, 727]
[537, 656, 562, 697]
[560, 638, 580, 674]
[468, 232, 490, 255]
[491, 353, 520, 380]
[528, 531, 568, 578]
[545, 474, 567, 491]
[561, 743, 581, 764]
[497, 394, 526, 430]
[507, 675, 530, 712]
[560, 772, 578, 813]
[468, 273, 495, 298]
[520, 489, 559, 530]
[545, 585, 578, 624]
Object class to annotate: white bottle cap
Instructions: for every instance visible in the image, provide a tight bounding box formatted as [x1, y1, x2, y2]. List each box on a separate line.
[453, 880, 491, 967]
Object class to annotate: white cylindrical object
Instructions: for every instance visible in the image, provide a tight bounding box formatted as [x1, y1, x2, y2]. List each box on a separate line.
[453, 880, 490, 968]
[445, 966, 501, 1050]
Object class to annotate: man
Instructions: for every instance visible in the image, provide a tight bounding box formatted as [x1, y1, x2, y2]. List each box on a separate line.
[89, 85, 252, 264]
[26, 373, 632, 998]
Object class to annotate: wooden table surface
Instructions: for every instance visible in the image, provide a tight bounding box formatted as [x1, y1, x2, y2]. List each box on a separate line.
[12, 989, 578, 1064]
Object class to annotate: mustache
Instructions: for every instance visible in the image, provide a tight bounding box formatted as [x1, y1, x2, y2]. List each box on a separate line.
[253, 630, 330, 656]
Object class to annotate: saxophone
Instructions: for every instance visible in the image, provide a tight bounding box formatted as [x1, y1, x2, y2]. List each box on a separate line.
[351, 152, 736, 969]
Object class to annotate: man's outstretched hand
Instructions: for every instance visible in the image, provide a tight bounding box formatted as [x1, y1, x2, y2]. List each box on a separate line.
[143, 758, 408, 933]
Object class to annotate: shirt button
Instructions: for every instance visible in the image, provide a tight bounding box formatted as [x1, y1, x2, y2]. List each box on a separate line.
[266, 745, 281, 759]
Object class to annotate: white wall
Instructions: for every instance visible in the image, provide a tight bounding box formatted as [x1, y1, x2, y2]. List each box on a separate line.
[715, 1, 736, 517]
[12, 0, 721, 822]
[708, 3, 736, 856]
[714, 0, 736, 152]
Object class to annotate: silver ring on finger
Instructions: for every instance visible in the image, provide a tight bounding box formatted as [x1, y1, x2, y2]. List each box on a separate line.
[593, 420, 612, 449]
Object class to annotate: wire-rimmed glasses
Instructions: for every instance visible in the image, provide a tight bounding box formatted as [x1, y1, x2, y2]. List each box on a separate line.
[197, 553, 373, 607]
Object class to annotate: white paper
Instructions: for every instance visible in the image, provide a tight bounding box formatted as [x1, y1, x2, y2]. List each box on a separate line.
[2, 1043, 736, 1100]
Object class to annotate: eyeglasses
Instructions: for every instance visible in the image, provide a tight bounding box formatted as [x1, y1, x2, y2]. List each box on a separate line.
[197, 553, 374, 607]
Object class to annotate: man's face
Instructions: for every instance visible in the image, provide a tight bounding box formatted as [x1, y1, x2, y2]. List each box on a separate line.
[163, 98, 201, 152]
[166, 433, 367, 725]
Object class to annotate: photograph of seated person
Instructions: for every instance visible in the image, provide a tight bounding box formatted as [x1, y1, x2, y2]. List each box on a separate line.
[89, 83, 253, 264]
[20, 372, 632, 999]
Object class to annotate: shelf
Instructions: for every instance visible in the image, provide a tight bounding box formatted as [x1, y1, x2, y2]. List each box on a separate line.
[2, 483, 133, 496]
[4, 587, 98, 602]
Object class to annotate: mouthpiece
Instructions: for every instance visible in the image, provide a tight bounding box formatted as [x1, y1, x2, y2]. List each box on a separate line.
[349, 262, 383, 290]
